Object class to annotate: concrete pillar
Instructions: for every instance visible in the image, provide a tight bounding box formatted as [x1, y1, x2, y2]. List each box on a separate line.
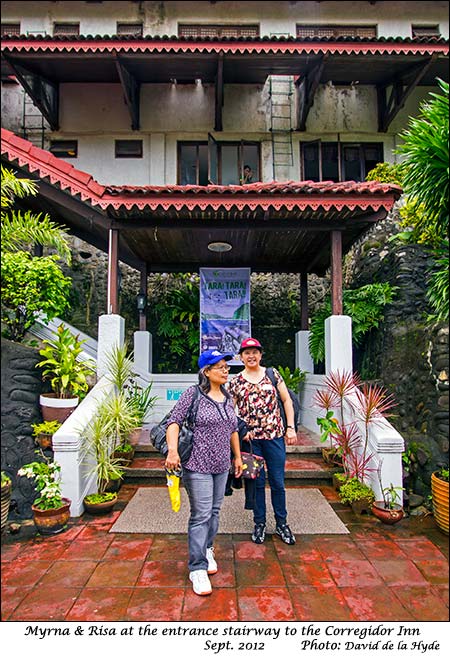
[96, 313, 125, 380]
[150, 133, 165, 184]
[295, 330, 314, 373]
[134, 330, 152, 375]
[325, 315, 353, 375]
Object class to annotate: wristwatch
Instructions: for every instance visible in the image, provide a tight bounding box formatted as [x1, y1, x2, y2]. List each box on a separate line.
[286, 426, 295, 430]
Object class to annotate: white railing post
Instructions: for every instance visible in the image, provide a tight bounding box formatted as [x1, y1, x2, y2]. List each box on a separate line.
[134, 330, 152, 375]
[295, 330, 314, 373]
[325, 315, 353, 374]
[97, 313, 125, 379]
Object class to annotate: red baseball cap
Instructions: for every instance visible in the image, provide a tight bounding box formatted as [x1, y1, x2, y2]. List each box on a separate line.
[239, 338, 263, 353]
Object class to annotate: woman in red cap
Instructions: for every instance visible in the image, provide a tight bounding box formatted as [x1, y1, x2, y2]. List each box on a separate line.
[229, 338, 297, 545]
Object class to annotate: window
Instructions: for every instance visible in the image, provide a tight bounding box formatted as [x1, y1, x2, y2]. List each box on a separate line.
[412, 25, 441, 38]
[178, 140, 260, 186]
[116, 23, 143, 37]
[54, 23, 80, 37]
[115, 140, 143, 158]
[297, 24, 377, 39]
[179, 24, 259, 38]
[49, 140, 78, 158]
[300, 141, 383, 182]
[1, 23, 20, 37]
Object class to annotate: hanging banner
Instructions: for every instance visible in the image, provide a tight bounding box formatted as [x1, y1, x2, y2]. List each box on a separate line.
[200, 268, 251, 365]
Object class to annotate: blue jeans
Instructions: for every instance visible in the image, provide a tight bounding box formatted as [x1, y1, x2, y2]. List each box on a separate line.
[250, 437, 287, 526]
[182, 469, 229, 572]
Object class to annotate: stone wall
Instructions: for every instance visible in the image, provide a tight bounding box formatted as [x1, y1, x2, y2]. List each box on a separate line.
[1, 339, 44, 519]
[345, 208, 449, 493]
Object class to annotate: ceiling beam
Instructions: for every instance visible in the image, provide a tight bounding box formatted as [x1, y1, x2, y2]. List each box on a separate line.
[2, 54, 59, 130]
[115, 55, 140, 130]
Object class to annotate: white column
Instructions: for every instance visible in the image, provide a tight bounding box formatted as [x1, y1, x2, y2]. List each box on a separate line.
[96, 313, 125, 380]
[134, 330, 152, 375]
[325, 314, 353, 374]
[149, 133, 165, 184]
[295, 330, 314, 373]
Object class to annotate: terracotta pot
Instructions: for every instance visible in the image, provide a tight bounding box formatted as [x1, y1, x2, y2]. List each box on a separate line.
[372, 501, 405, 525]
[1, 481, 12, 532]
[101, 477, 122, 493]
[351, 498, 373, 515]
[129, 427, 143, 447]
[83, 494, 118, 515]
[39, 394, 79, 423]
[113, 447, 135, 468]
[431, 471, 449, 535]
[35, 433, 53, 450]
[32, 498, 71, 535]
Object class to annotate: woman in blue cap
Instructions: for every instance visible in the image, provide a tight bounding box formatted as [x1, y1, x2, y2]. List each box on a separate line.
[165, 349, 243, 596]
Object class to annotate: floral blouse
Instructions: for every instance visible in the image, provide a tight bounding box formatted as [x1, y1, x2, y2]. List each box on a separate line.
[228, 368, 284, 440]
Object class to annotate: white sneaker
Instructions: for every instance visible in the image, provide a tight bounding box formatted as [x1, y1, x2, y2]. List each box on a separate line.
[206, 546, 218, 574]
[189, 569, 212, 596]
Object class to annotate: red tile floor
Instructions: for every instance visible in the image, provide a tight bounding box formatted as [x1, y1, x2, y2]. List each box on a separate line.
[1, 484, 449, 622]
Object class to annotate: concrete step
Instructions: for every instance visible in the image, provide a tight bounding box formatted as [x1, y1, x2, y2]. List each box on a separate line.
[122, 452, 341, 487]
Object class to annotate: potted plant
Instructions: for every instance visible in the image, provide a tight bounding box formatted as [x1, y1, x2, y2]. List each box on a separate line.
[1, 471, 12, 532]
[431, 466, 449, 534]
[31, 420, 62, 450]
[36, 323, 95, 423]
[125, 381, 158, 446]
[338, 477, 376, 515]
[17, 454, 71, 535]
[372, 484, 405, 524]
[81, 405, 125, 514]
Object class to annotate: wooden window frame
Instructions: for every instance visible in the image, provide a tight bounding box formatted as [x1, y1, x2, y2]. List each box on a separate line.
[178, 140, 261, 186]
[178, 24, 259, 38]
[1, 23, 21, 37]
[300, 141, 383, 182]
[53, 22, 80, 37]
[411, 25, 441, 38]
[49, 140, 78, 158]
[296, 24, 377, 39]
[115, 140, 143, 158]
[116, 22, 143, 37]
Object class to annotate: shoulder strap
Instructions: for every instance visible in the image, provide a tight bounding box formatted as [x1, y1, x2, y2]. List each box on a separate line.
[186, 385, 201, 426]
[265, 367, 278, 389]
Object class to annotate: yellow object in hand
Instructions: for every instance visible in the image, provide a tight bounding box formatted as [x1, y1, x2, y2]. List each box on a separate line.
[166, 471, 181, 512]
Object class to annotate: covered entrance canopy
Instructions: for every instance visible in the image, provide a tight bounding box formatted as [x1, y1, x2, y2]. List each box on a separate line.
[1, 127, 402, 321]
[1, 34, 448, 131]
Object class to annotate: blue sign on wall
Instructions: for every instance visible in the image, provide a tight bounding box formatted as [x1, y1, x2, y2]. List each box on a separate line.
[166, 389, 184, 401]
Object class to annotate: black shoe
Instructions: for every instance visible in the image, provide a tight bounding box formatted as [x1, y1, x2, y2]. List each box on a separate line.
[276, 523, 296, 545]
[251, 523, 266, 544]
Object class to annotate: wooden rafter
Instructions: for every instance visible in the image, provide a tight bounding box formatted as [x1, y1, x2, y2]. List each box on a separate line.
[115, 55, 140, 130]
[296, 54, 328, 131]
[3, 54, 59, 130]
[377, 54, 437, 132]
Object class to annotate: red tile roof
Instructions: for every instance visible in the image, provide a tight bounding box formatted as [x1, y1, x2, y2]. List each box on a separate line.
[1, 128, 402, 213]
[2, 34, 448, 57]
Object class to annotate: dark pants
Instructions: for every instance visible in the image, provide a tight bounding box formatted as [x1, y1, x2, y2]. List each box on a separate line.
[250, 437, 287, 526]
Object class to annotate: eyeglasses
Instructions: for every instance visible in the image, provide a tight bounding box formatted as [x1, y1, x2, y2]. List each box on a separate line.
[210, 365, 231, 372]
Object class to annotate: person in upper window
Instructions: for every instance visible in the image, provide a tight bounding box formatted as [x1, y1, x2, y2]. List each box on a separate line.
[241, 164, 254, 184]
[228, 338, 297, 546]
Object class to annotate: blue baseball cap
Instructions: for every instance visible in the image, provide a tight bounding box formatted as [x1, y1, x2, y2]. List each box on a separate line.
[198, 349, 233, 369]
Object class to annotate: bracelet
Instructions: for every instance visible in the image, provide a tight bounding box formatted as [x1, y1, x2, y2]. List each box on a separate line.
[286, 426, 295, 430]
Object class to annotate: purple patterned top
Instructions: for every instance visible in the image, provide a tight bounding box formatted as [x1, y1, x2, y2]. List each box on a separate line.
[168, 385, 238, 474]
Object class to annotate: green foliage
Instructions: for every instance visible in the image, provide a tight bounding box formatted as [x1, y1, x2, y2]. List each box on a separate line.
[84, 492, 117, 504]
[397, 79, 449, 244]
[1, 471, 11, 486]
[152, 275, 200, 372]
[1, 166, 71, 263]
[17, 455, 65, 510]
[365, 162, 404, 185]
[104, 343, 135, 390]
[125, 381, 158, 424]
[436, 467, 449, 482]
[380, 484, 404, 509]
[316, 410, 341, 444]
[276, 365, 306, 393]
[36, 324, 95, 399]
[426, 242, 449, 323]
[308, 283, 395, 364]
[338, 478, 375, 505]
[81, 407, 125, 495]
[31, 420, 62, 437]
[1, 251, 72, 342]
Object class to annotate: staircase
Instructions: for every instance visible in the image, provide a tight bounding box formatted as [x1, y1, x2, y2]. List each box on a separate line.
[123, 425, 341, 488]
